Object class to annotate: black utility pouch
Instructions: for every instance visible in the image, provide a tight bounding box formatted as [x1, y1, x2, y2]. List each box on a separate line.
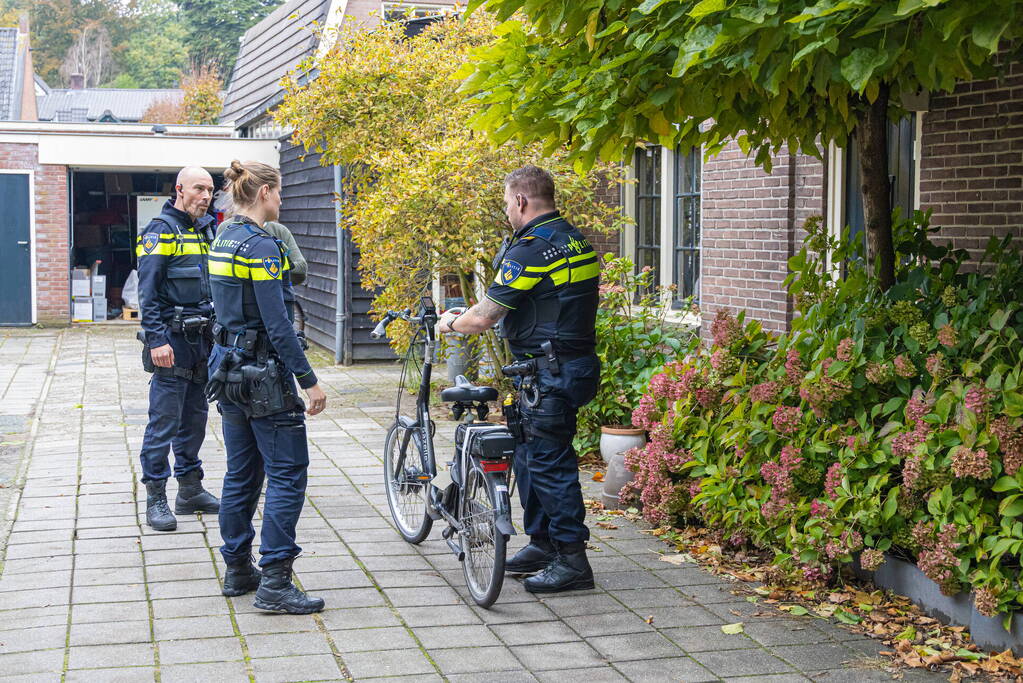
[502, 399, 527, 443]
[137, 330, 156, 374]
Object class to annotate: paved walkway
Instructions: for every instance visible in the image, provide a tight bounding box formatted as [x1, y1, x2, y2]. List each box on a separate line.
[0, 326, 943, 682]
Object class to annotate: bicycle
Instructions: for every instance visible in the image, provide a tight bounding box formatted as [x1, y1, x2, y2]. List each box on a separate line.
[371, 293, 517, 608]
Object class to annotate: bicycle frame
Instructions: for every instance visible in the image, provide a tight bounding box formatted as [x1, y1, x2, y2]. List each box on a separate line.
[376, 297, 516, 539]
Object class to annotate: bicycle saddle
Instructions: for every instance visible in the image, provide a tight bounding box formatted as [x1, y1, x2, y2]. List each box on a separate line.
[441, 375, 498, 403]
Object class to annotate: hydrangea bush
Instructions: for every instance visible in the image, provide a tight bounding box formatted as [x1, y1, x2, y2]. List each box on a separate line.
[622, 213, 1023, 619]
[573, 255, 692, 456]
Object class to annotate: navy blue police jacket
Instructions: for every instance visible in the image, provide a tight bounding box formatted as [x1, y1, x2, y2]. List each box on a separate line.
[485, 212, 600, 358]
[208, 216, 318, 390]
[136, 200, 215, 348]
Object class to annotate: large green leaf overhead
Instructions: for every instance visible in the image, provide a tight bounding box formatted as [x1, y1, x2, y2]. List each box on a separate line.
[460, 0, 1022, 171]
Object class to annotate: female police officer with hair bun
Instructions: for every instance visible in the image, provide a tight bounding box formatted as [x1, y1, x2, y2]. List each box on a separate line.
[206, 159, 328, 614]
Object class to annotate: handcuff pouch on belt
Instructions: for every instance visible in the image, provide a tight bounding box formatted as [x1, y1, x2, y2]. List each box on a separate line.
[206, 324, 298, 418]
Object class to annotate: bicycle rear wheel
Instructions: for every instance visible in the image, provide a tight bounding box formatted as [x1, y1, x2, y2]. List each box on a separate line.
[460, 463, 506, 607]
[383, 421, 433, 544]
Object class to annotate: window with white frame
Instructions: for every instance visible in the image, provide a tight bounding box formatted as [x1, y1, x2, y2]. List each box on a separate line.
[634, 145, 662, 290]
[382, 2, 449, 21]
[625, 144, 702, 306]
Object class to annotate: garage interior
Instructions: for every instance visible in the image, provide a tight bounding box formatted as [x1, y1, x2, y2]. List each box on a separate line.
[70, 170, 223, 321]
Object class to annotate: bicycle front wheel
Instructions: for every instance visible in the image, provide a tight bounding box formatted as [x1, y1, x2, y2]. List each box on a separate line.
[460, 463, 506, 608]
[383, 422, 433, 544]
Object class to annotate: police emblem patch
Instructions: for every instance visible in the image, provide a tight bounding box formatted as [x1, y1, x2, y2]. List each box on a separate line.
[500, 260, 523, 284]
[142, 233, 159, 254]
[262, 256, 282, 277]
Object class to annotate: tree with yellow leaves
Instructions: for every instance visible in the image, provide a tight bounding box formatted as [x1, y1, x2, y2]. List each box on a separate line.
[276, 13, 627, 370]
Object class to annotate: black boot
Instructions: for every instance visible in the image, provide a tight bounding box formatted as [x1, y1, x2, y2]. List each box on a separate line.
[175, 470, 220, 515]
[523, 542, 594, 593]
[505, 537, 557, 574]
[145, 480, 177, 531]
[222, 560, 262, 597]
[253, 559, 325, 614]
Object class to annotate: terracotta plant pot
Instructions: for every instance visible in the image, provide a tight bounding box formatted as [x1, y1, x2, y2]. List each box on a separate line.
[599, 426, 646, 510]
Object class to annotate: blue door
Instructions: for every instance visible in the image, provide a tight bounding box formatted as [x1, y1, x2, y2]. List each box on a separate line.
[0, 174, 32, 325]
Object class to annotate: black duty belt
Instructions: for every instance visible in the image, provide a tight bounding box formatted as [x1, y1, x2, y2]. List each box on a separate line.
[212, 324, 273, 358]
[153, 364, 208, 383]
[504, 340, 562, 377]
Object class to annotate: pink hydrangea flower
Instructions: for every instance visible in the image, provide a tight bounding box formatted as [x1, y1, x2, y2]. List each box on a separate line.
[937, 324, 958, 347]
[711, 310, 742, 347]
[784, 348, 805, 385]
[964, 386, 989, 415]
[836, 337, 854, 362]
[824, 462, 843, 500]
[750, 381, 779, 403]
[772, 405, 802, 434]
[991, 416, 1023, 475]
[950, 447, 992, 479]
[894, 354, 916, 378]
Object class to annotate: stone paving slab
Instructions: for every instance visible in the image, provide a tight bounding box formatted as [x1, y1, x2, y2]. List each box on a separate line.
[0, 327, 945, 681]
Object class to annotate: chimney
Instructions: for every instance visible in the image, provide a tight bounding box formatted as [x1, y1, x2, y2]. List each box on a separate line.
[70, 73, 85, 90]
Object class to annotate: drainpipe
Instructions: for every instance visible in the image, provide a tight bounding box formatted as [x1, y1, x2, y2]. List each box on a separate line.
[333, 165, 347, 365]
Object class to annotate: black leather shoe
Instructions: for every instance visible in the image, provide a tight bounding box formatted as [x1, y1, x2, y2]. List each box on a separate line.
[222, 561, 262, 597]
[145, 480, 177, 531]
[175, 470, 220, 514]
[523, 543, 594, 593]
[254, 559, 325, 614]
[505, 539, 556, 574]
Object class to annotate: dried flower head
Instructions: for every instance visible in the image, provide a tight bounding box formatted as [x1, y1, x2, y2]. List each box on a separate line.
[860, 549, 885, 572]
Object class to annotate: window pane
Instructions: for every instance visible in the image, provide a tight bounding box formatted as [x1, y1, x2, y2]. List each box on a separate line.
[672, 145, 701, 305]
[634, 146, 662, 269]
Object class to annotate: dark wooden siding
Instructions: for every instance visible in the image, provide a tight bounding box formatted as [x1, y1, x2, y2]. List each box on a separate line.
[279, 138, 336, 351]
[278, 138, 395, 362]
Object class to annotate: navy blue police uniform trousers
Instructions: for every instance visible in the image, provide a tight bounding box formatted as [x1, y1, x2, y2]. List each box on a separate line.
[209, 343, 309, 567]
[139, 331, 209, 483]
[514, 354, 600, 546]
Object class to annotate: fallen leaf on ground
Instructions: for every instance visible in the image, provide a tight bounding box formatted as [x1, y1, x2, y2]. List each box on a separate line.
[721, 622, 744, 635]
[591, 471, 604, 482]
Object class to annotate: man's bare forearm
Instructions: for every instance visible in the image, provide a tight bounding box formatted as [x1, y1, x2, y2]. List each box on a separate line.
[454, 297, 508, 334]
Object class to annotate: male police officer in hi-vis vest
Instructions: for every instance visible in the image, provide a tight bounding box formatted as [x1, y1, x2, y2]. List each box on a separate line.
[136, 166, 221, 531]
[438, 165, 601, 593]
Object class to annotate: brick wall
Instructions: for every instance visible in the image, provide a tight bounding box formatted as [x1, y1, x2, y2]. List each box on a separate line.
[920, 60, 1023, 257]
[581, 176, 623, 258]
[699, 142, 826, 336]
[0, 142, 69, 324]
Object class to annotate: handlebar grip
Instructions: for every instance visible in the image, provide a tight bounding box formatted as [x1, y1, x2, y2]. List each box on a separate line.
[370, 312, 397, 339]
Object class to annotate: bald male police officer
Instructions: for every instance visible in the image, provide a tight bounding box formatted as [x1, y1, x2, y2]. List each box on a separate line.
[438, 165, 601, 593]
[136, 167, 221, 531]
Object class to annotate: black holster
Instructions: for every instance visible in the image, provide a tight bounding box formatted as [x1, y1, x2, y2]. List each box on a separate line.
[245, 356, 299, 418]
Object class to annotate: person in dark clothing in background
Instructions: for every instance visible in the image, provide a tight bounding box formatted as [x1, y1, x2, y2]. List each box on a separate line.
[261, 221, 307, 286]
[206, 160, 327, 614]
[136, 166, 221, 532]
